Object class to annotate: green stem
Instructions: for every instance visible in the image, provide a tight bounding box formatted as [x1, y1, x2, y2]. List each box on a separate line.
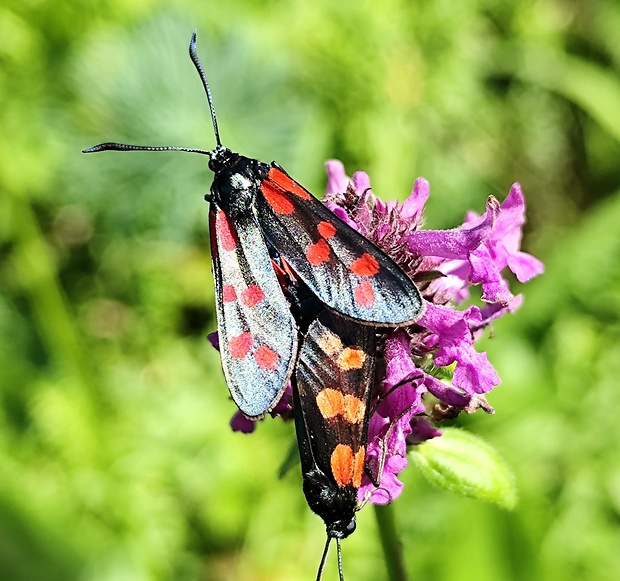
[374, 503, 408, 581]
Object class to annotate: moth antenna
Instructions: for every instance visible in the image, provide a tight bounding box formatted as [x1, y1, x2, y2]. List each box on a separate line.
[189, 30, 222, 149]
[316, 536, 331, 581]
[336, 538, 345, 581]
[82, 143, 210, 155]
[82, 32, 219, 157]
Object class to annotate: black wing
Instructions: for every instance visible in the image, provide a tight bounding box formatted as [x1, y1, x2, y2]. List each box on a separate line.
[256, 164, 424, 326]
[294, 308, 376, 538]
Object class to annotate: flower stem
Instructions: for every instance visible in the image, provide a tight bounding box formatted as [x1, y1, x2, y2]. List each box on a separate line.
[374, 503, 408, 581]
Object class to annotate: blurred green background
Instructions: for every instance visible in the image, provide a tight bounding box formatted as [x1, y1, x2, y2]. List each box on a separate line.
[2, 0, 620, 579]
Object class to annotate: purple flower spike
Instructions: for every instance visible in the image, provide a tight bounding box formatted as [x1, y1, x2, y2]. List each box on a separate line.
[220, 160, 542, 506]
[320, 163, 541, 503]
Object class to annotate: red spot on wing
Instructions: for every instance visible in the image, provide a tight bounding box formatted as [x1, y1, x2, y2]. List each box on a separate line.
[222, 285, 237, 303]
[342, 395, 366, 424]
[215, 210, 238, 251]
[229, 332, 253, 359]
[338, 347, 366, 371]
[268, 167, 312, 200]
[354, 280, 375, 307]
[350, 253, 380, 277]
[261, 181, 295, 214]
[317, 220, 336, 239]
[240, 284, 265, 307]
[254, 345, 280, 370]
[306, 239, 331, 266]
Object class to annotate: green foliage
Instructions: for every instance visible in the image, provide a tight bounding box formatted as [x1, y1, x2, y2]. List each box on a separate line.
[410, 428, 517, 509]
[2, 0, 620, 579]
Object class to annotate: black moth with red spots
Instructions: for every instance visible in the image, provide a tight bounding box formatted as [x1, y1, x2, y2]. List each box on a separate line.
[83, 31, 424, 419]
[83, 30, 425, 581]
[274, 256, 376, 581]
[296, 313, 375, 581]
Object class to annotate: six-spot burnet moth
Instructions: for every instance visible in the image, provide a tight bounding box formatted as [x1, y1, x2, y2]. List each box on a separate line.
[296, 312, 375, 581]
[274, 257, 377, 581]
[83, 31, 424, 578]
[83, 31, 424, 418]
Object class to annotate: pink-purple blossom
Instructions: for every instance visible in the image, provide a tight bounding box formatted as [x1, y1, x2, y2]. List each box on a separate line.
[323, 160, 542, 504]
[217, 159, 543, 506]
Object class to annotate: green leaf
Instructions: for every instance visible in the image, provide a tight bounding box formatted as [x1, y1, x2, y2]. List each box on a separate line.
[497, 45, 620, 145]
[277, 439, 300, 479]
[409, 428, 517, 509]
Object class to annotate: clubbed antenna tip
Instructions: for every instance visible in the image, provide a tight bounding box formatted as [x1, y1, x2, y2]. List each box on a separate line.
[188, 30, 222, 149]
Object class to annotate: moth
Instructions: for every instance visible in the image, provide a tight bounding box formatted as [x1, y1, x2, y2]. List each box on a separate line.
[84, 31, 425, 581]
[84, 31, 424, 419]
[276, 257, 376, 580]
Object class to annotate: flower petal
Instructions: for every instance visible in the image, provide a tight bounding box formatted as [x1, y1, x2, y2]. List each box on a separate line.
[400, 178, 430, 221]
[325, 160, 350, 195]
[230, 412, 256, 433]
[406, 196, 498, 260]
[407, 417, 442, 445]
[352, 171, 371, 195]
[507, 251, 545, 282]
[419, 303, 501, 395]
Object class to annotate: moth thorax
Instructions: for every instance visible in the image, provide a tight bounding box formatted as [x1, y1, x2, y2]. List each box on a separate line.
[212, 171, 257, 218]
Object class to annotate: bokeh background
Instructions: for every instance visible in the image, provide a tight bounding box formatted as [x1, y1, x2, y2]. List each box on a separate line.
[2, 1, 620, 579]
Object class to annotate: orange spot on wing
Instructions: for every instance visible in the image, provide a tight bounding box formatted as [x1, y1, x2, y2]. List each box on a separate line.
[338, 347, 366, 371]
[316, 388, 345, 418]
[354, 280, 375, 307]
[216, 210, 238, 251]
[261, 182, 295, 214]
[268, 167, 312, 200]
[222, 285, 237, 303]
[229, 332, 253, 359]
[317, 220, 336, 239]
[331, 444, 355, 487]
[343, 394, 366, 424]
[306, 239, 331, 266]
[254, 345, 280, 370]
[350, 253, 380, 277]
[241, 284, 265, 307]
[352, 447, 365, 488]
[316, 389, 365, 424]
